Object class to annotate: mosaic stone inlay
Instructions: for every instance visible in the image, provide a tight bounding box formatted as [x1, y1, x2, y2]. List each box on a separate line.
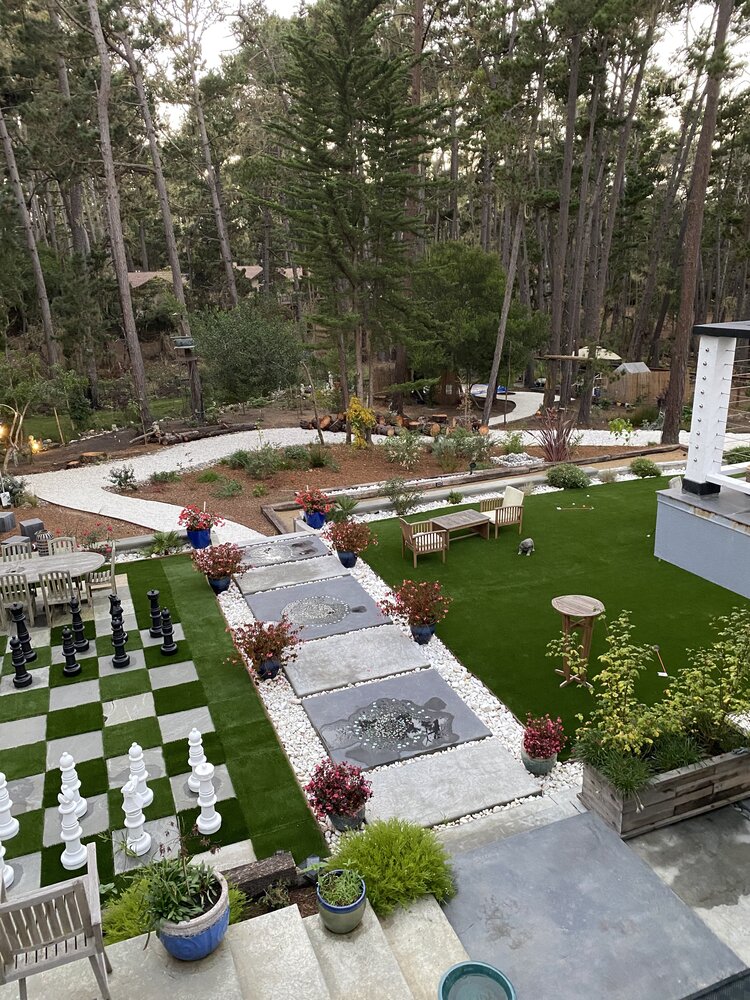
[282, 595, 351, 626]
[246, 575, 389, 638]
[334, 697, 452, 754]
[241, 536, 327, 568]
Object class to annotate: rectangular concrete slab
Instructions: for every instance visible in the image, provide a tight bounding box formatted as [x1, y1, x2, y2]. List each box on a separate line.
[246, 575, 389, 639]
[368, 738, 540, 825]
[286, 625, 430, 696]
[442, 812, 746, 1000]
[380, 896, 468, 1000]
[302, 669, 491, 769]
[240, 534, 328, 567]
[236, 555, 348, 595]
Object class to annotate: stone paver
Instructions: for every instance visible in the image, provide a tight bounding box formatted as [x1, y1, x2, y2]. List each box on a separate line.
[246, 575, 389, 639]
[140, 624, 185, 647]
[236, 555, 348, 595]
[112, 815, 180, 873]
[106, 747, 167, 788]
[43, 793, 109, 847]
[49, 679, 101, 712]
[103, 692, 155, 727]
[240, 534, 329, 566]
[3, 853, 42, 897]
[97, 648, 146, 677]
[0, 716, 45, 751]
[169, 763, 234, 812]
[7, 773, 45, 814]
[46, 731, 103, 769]
[147, 659, 198, 689]
[0, 667, 49, 696]
[159, 706, 213, 744]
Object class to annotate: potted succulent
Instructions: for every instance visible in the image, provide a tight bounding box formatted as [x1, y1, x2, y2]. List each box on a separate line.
[191, 542, 244, 594]
[294, 487, 334, 530]
[521, 714, 566, 776]
[322, 520, 377, 568]
[143, 856, 230, 961]
[178, 505, 225, 549]
[231, 617, 300, 681]
[316, 868, 367, 934]
[380, 580, 453, 645]
[305, 759, 372, 832]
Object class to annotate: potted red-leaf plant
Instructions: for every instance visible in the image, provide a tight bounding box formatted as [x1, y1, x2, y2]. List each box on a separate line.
[521, 714, 566, 776]
[231, 617, 300, 681]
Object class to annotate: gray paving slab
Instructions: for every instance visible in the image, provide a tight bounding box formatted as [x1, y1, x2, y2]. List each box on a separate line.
[286, 624, 430, 697]
[159, 705, 214, 744]
[442, 811, 746, 1000]
[112, 815, 180, 873]
[43, 793, 109, 847]
[240, 534, 328, 567]
[0, 715, 45, 751]
[246, 575, 389, 639]
[140, 623, 185, 647]
[49, 678, 100, 712]
[91, 612, 139, 636]
[169, 763, 234, 812]
[147, 659, 198, 689]
[368, 738, 539, 825]
[631, 806, 750, 966]
[3, 853, 41, 897]
[46, 730, 103, 769]
[236, 554, 347, 595]
[97, 647, 146, 677]
[102, 692, 155, 727]
[303, 669, 491, 769]
[0, 667, 49, 696]
[8, 773, 45, 814]
[106, 747, 167, 788]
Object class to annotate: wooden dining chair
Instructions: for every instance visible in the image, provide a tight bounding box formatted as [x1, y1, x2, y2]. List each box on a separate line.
[0, 572, 35, 630]
[49, 536, 77, 555]
[38, 569, 75, 626]
[1, 540, 32, 560]
[86, 544, 117, 605]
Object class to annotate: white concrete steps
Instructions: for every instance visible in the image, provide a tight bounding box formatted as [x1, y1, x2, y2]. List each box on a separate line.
[227, 906, 332, 1000]
[304, 902, 413, 1000]
[380, 896, 469, 1000]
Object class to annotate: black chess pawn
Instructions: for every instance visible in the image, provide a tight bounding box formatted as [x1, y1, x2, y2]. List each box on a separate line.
[10, 603, 36, 663]
[111, 610, 128, 645]
[111, 616, 130, 669]
[147, 590, 162, 638]
[10, 636, 32, 689]
[69, 597, 90, 654]
[61, 627, 81, 678]
[160, 609, 177, 656]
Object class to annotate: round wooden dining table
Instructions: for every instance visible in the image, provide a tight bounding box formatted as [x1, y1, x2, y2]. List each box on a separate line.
[0, 552, 105, 584]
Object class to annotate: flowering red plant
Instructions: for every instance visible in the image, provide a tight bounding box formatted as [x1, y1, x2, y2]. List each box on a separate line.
[231, 617, 300, 671]
[304, 759, 372, 819]
[323, 520, 377, 555]
[294, 487, 334, 515]
[178, 504, 225, 532]
[522, 714, 566, 760]
[191, 543, 244, 579]
[380, 580, 452, 626]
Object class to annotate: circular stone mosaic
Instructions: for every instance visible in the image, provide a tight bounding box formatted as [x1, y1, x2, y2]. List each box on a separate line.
[349, 698, 445, 752]
[282, 595, 350, 626]
[248, 543, 297, 564]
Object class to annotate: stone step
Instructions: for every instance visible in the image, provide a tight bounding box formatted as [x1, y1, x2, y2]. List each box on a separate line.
[236, 555, 348, 595]
[192, 837, 256, 871]
[380, 895, 469, 1000]
[228, 906, 332, 1000]
[304, 902, 413, 1000]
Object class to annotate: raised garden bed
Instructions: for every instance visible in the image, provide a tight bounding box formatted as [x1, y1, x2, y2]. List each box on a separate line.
[579, 749, 750, 839]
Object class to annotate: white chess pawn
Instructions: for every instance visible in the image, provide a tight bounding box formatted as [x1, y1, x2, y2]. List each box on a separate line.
[187, 728, 206, 794]
[60, 752, 87, 819]
[0, 841, 14, 890]
[0, 773, 19, 841]
[127, 743, 153, 808]
[59, 787, 87, 871]
[121, 777, 151, 857]
[195, 762, 221, 835]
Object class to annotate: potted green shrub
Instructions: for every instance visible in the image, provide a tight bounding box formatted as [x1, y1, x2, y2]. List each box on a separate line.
[380, 579, 452, 644]
[305, 759, 372, 831]
[142, 857, 230, 961]
[231, 617, 300, 680]
[322, 520, 377, 568]
[521, 714, 566, 776]
[191, 542, 244, 594]
[316, 868, 367, 934]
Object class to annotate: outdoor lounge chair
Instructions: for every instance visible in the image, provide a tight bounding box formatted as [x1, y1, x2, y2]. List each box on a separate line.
[400, 518, 448, 568]
[479, 486, 525, 538]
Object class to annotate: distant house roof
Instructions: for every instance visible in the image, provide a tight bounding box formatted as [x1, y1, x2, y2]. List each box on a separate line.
[236, 265, 263, 282]
[127, 270, 175, 289]
[614, 362, 651, 375]
[576, 346, 622, 362]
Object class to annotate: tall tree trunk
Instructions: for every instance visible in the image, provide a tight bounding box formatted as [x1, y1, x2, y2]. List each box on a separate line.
[87, 0, 151, 426]
[138, 219, 149, 271]
[482, 208, 523, 427]
[662, 0, 734, 444]
[0, 108, 60, 365]
[449, 104, 459, 240]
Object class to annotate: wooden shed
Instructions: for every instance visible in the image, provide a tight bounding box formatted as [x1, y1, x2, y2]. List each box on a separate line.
[602, 364, 688, 406]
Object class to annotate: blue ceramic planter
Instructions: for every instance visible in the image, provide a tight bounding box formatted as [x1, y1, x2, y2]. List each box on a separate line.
[304, 511, 326, 529]
[186, 528, 211, 549]
[410, 623, 437, 645]
[157, 874, 229, 962]
[257, 658, 281, 681]
[316, 871, 366, 934]
[336, 550, 358, 568]
[208, 576, 231, 594]
[439, 961, 516, 1000]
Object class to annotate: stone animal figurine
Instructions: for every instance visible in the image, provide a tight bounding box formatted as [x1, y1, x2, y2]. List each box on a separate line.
[517, 537, 535, 556]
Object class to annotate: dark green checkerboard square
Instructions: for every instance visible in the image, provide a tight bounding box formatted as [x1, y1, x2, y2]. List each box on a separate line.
[95, 632, 144, 657]
[0, 636, 6, 656]
[48, 657, 99, 687]
[43, 757, 109, 809]
[47, 702, 103, 740]
[143, 640, 190, 669]
[106, 776, 175, 823]
[178, 798, 247, 854]
[99, 670, 151, 701]
[5, 808, 43, 860]
[1, 741, 46, 781]
[152, 681, 205, 717]
[103, 717, 161, 758]
[50, 620, 96, 646]
[162, 731, 226, 777]
[2, 645, 52, 674]
[0, 687, 50, 723]
[41, 835, 114, 889]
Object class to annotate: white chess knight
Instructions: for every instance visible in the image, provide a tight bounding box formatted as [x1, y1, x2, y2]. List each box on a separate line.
[195, 762, 222, 835]
[187, 728, 206, 794]
[128, 743, 153, 808]
[59, 787, 87, 871]
[0, 772, 19, 841]
[60, 752, 87, 819]
[121, 777, 151, 857]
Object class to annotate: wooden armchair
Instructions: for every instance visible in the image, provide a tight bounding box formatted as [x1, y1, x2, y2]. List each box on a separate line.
[0, 844, 112, 999]
[479, 485, 525, 538]
[86, 544, 117, 606]
[400, 518, 448, 568]
[0, 572, 35, 630]
[38, 569, 75, 626]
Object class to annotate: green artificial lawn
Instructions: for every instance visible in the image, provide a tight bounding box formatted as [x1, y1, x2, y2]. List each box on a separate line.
[364, 478, 749, 746]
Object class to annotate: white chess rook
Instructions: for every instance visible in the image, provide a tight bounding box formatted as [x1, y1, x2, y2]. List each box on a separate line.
[187, 728, 206, 794]
[60, 752, 87, 819]
[195, 761, 221, 835]
[0, 772, 19, 841]
[122, 777, 151, 857]
[59, 787, 87, 871]
[0, 841, 14, 890]
[128, 743, 153, 808]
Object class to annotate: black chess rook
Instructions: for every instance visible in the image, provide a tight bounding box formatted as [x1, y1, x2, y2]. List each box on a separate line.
[160, 609, 177, 655]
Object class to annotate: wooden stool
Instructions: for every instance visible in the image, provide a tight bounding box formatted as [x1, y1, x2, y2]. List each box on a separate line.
[551, 594, 605, 688]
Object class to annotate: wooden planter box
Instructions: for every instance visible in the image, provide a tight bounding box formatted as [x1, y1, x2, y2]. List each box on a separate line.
[579, 749, 750, 839]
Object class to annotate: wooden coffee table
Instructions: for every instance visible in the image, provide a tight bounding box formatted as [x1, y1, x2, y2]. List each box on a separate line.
[431, 510, 490, 548]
